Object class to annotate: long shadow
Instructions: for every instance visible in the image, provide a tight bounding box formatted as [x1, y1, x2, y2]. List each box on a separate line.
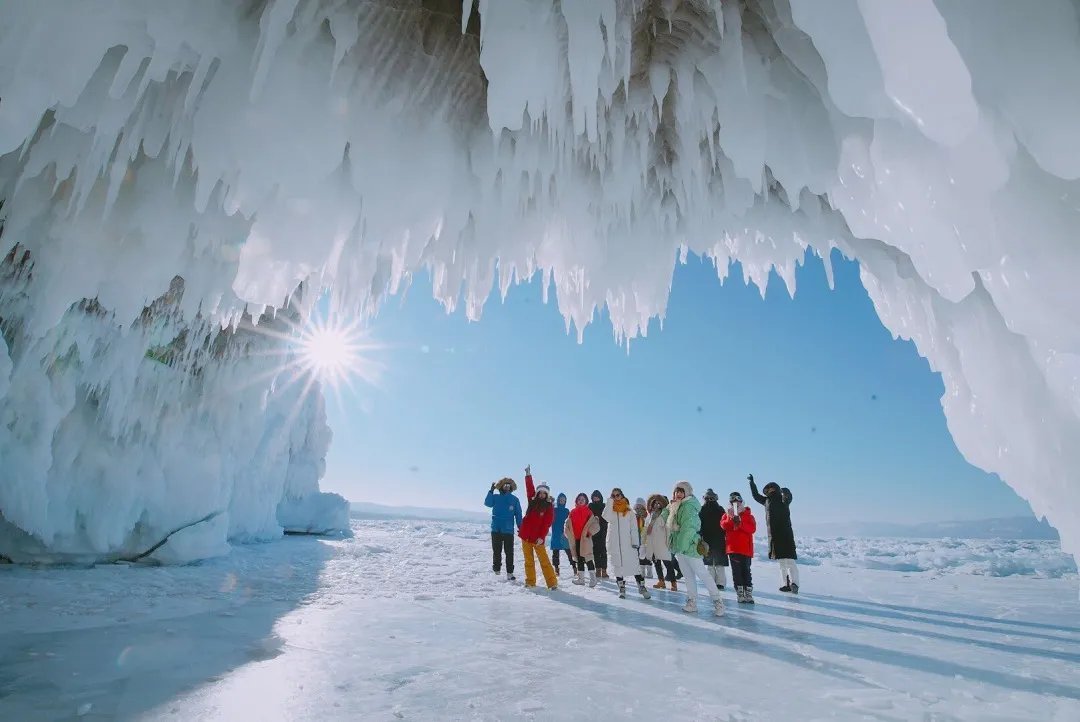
[546, 591, 890, 692]
[794, 594, 1080, 646]
[814, 593, 1080, 634]
[547, 591, 1080, 701]
[0, 536, 333, 720]
[746, 598, 1080, 665]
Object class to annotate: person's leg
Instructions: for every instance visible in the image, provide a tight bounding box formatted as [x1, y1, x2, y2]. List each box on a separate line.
[671, 555, 683, 579]
[522, 541, 537, 586]
[689, 556, 721, 601]
[503, 534, 515, 576]
[675, 554, 698, 604]
[729, 554, 745, 588]
[491, 532, 502, 572]
[536, 544, 558, 588]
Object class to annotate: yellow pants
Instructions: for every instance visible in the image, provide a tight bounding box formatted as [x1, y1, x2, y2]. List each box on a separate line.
[522, 540, 558, 588]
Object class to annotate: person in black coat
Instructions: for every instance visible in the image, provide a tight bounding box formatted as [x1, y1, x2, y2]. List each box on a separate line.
[748, 474, 800, 593]
[698, 489, 728, 590]
[589, 490, 609, 578]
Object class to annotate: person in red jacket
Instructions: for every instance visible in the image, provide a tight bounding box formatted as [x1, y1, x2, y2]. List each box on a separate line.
[720, 491, 757, 604]
[519, 465, 558, 590]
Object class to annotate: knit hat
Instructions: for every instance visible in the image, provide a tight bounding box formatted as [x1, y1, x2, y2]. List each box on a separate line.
[634, 497, 647, 509]
[673, 480, 694, 497]
[704, 488, 718, 501]
[535, 483, 551, 498]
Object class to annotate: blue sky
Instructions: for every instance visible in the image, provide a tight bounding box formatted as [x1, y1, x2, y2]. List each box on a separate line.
[321, 252, 1033, 524]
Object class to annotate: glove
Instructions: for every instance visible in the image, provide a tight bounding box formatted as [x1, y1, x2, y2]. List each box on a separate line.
[525, 464, 531, 475]
[536, 538, 544, 546]
[490, 482, 497, 491]
[747, 473, 754, 483]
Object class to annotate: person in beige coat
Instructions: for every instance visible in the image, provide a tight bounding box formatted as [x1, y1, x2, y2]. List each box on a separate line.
[565, 492, 600, 588]
[645, 494, 678, 590]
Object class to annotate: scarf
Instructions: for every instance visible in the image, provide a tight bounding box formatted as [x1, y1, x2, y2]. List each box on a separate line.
[667, 498, 683, 531]
[646, 509, 664, 536]
[611, 497, 631, 515]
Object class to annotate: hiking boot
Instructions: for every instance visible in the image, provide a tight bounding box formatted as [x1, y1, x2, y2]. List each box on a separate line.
[638, 582, 652, 600]
[713, 598, 726, 617]
[790, 583, 799, 595]
[779, 585, 792, 592]
[618, 580, 627, 599]
[670, 580, 678, 592]
[682, 598, 697, 613]
[652, 580, 667, 590]
[744, 586, 755, 604]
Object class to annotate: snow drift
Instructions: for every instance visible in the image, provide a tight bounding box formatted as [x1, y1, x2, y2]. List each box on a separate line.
[0, 0, 1078, 562]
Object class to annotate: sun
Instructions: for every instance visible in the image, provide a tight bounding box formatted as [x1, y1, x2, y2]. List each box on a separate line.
[293, 315, 381, 392]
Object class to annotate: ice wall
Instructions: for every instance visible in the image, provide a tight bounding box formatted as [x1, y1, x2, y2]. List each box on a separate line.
[1, 0, 1078, 562]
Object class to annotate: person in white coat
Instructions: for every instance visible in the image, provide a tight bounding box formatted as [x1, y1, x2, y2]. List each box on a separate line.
[602, 487, 652, 600]
[644, 494, 678, 590]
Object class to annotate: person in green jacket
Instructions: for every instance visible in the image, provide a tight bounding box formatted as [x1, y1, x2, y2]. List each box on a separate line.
[667, 480, 725, 616]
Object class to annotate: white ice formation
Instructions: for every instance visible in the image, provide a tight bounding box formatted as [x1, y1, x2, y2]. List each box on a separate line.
[1, 0, 1078, 563]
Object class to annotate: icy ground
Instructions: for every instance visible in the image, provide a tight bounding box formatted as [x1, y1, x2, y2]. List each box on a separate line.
[2, 521, 1079, 721]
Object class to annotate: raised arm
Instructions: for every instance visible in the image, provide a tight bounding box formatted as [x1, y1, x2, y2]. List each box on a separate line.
[524, 465, 535, 502]
[748, 474, 767, 505]
[720, 512, 735, 532]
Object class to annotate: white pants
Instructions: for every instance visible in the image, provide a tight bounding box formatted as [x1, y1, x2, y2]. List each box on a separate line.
[675, 554, 721, 603]
[708, 563, 727, 587]
[779, 558, 799, 586]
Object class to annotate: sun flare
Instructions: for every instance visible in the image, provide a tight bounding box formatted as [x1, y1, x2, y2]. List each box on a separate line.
[291, 315, 382, 394]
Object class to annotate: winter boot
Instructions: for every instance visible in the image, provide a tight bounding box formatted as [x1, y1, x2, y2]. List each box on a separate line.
[670, 579, 678, 592]
[744, 586, 755, 604]
[572, 570, 585, 586]
[506, 571, 516, 582]
[779, 585, 792, 592]
[588, 570, 598, 588]
[682, 597, 697, 613]
[790, 583, 799, 595]
[645, 565, 654, 579]
[637, 581, 652, 600]
[618, 580, 627, 599]
[652, 579, 667, 590]
[713, 598, 726, 617]
[736, 586, 747, 603]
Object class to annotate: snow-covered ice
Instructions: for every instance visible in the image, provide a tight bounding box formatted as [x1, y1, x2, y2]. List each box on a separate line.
[2, 520, 1079, 721]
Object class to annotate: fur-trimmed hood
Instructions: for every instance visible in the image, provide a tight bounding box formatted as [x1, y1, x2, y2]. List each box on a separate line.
[672, 480, 694, 498]
[647, 493, 669, 511]
[496, 477, 517, 492]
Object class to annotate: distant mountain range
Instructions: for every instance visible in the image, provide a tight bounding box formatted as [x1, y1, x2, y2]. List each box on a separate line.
[798, 516, 1059, 540]
[350, 503, 1060, 541]
[349, 501, 489, 525]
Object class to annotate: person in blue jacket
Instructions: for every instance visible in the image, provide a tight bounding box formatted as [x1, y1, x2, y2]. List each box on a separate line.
[486, 476, 523, 580]
[550, 493, 572, 576]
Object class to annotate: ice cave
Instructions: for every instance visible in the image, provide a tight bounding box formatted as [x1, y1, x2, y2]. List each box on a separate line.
[1, 0, 1079, 565]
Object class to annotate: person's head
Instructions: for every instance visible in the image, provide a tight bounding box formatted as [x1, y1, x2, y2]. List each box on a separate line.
[673, 480, 693, 500]
[556, 492, 567, 507]
[634, 497, 647, 515]
[704, 488, 719, 504]
[575, 493, 589, 507]
[781, 487, 792, 504]
[649, 495, 668, 513]
[535, 483, 551, 502]
[591, 490, 603, 504]
[729, 491, 744, 509]
[763, 482, 781, 497]
[497, 478, 515, 494]
[610, 487, 625, 502]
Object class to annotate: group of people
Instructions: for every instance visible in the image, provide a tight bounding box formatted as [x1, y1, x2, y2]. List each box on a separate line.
[484, 467, 799, 617]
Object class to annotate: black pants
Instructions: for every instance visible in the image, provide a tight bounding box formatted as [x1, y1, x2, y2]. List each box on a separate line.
[491, 532, 514, 573]
[653, 558, 677, 582]
[615, 574, 645, 583]
[729, 553, 752, 588]
[552, 549, 571, 568]
[593, 532, 607, 570]
[574, 539, 595, 572]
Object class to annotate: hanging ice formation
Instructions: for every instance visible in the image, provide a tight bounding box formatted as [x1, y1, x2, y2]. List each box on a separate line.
[1, 0, 1078, 563]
